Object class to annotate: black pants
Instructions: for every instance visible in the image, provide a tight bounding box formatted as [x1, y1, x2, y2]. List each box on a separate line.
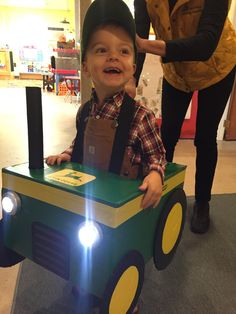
[161, 67, 236, 203]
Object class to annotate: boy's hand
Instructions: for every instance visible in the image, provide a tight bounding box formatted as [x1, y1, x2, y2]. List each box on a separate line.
[139, 170, 163, 209]
[46, 153, 71, 166]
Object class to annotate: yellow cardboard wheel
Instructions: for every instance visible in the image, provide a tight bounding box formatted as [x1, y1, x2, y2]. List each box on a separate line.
[100, 250, 144, 314]
[154, 188, 186, 270]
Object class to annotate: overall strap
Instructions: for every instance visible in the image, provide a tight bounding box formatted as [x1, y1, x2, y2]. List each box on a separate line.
[108, 93, 136, 174]
[71, 101, 91, 163]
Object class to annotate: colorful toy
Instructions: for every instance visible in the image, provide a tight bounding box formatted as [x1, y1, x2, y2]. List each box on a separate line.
[1, 87, 186, 314]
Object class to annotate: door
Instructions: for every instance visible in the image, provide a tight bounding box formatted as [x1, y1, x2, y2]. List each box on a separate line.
[224, 0, 236, 139]
[225, 79, 236, 140]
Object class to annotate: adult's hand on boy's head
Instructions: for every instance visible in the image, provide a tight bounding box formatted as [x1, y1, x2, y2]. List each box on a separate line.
[135, 34, 147, 53]
[45, 153, 71, 166]
[139, 170, 163, 209]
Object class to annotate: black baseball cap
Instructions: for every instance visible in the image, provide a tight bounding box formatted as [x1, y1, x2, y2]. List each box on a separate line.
[81, 0, 137, 62]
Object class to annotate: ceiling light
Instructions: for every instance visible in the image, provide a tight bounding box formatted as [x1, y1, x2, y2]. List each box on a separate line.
[60, 18, 70, 24]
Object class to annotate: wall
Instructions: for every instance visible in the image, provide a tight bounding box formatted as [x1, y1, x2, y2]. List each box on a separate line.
[229, 0, 236, 23]
[218, 1, 236, 140]
[0, 1, 75, 72]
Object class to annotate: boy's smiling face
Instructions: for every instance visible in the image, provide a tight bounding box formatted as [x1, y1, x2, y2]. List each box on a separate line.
[82, 24, 136, 102]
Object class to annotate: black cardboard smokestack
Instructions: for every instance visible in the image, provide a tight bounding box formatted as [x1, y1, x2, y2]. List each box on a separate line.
[25, 87, 44, 169]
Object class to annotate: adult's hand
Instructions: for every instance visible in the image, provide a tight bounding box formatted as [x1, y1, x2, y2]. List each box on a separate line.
[136, 34, 147, 53]
[136, 34, 166, 56]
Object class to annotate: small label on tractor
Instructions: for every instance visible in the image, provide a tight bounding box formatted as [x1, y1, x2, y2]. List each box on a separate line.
[46, 169, 96, 186]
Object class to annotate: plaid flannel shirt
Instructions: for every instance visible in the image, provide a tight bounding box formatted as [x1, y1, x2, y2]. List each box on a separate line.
[64, 90, 166, 181]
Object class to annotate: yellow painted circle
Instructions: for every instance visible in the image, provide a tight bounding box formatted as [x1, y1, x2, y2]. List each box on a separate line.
[162, 203, 182, 254]
[109, 266, 139, 314]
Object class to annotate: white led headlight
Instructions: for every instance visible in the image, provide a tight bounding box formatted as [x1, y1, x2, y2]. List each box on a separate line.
[78, 220, 102, 248]
[1, 191, 21, 215]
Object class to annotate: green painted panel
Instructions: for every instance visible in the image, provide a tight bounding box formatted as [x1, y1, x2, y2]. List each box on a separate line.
[2, 162, 185, 208]
[2, 184, 183, 297]
[2, 161, 186, 297]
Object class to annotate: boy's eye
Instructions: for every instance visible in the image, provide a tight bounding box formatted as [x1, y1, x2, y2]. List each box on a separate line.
[121, 48, 131, 55]
[95, 47, 107, 53]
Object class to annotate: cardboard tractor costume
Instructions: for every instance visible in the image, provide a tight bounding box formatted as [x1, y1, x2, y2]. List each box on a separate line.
[1, 85, 186, 313]
[1, 1, 186, 313]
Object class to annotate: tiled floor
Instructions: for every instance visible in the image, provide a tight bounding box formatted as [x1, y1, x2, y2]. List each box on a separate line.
[0, 87, 236, 314]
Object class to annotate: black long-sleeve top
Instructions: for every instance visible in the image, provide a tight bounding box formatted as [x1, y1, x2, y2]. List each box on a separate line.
[134, 0, 229, 82]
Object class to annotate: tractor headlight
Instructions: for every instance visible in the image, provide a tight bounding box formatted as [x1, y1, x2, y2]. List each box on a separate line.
[78, 221, 102, 248]
[1, 191, 21, 215]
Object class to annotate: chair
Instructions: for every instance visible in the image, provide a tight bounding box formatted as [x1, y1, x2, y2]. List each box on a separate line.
[64, 78, 74, 103]
[64, 76, 80, 105]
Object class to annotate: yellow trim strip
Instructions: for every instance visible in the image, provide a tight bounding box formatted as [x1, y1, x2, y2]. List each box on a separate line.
[2, 170, 185, 228]
[162, 171, 186, 196]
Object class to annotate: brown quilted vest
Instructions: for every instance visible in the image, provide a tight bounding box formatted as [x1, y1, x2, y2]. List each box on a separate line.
[146, 0, 236, 91]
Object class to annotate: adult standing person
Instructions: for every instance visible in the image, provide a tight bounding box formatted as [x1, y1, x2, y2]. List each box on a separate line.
[133, 0, 236, 233]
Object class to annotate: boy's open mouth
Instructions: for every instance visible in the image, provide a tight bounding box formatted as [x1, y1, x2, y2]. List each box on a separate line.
[104, 67, 122, 74]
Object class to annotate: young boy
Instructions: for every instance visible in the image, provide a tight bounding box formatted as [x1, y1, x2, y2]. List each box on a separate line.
[46, 1, 166, 312]
[46, 0, 166, 210]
